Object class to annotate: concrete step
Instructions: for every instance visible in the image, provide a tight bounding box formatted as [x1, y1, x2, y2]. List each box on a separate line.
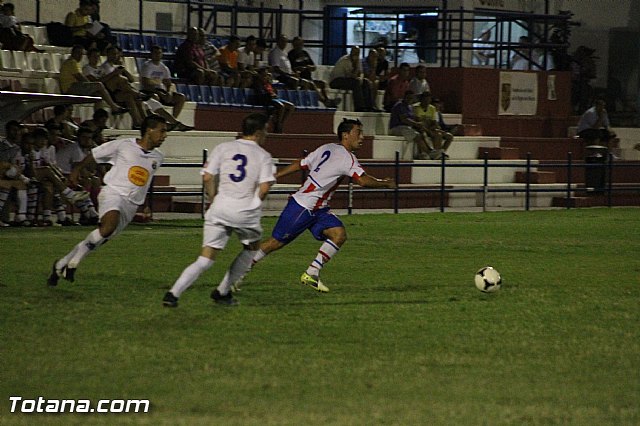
[410, 159, 538, 185]
[372, 135, 501, 160]
[514, 171, 557, 184]
[478, 146, 520, 160]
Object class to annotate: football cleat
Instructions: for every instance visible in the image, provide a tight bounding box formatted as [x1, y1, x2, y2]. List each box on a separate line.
[211, 289, 238, 306]
[47, 260, 62, 286]
[300, 272, 329, 293]
[162, 291, 179, 308]
[63, 267, 76, 283]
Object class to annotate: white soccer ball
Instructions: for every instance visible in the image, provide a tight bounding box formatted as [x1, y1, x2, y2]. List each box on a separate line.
[474, 266, 502, 293]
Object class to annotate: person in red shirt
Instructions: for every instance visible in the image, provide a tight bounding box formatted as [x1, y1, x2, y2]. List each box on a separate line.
[383, 62, 412, 112]
[175, 27, 217, 85]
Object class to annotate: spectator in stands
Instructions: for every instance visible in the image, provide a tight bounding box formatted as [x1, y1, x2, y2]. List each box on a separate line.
[175, 27, 218, 86]
[408, 65, 430, 97]
[268, 34, 300, 90]
[329, 46, 375, 112]
[59, 45, 128, 116]
[413, 92, 452, 159]
[472, 29, 495, 66]
[576, 98, 620, 153]
[91, 46, 146, 128]
[511, 36, 533, 71]
[432, 97, 460, 135]
[65, 0, 111, 53]
[388, 91, 432, 160]
[375, 45, 390, 90]
[80, 108, 110, 145]
[288, 36, 340, 108]
[141, 45, 187, 121]
[253, 67, 295, 133]
[361, 48, 382, 111]
[0, 3, 39, 52]
[47, 104, 79, 140]
[383, 62, 411, 112]
[237, 35, 257, 72]
[196, 28, 222, 84]
[218, 35, 242, 87]
[0, 120, 30, 226]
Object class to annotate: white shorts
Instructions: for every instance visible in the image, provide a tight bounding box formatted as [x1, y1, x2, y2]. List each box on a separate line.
[97, 186, 139, 238]
[202, 219, 262, 250]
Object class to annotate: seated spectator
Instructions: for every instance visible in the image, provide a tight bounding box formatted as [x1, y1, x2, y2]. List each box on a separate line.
[329, 46, 375, 112]
[361, 48, 381, 110]
[511, 36, 533, 71]
[47, 104, 79, 141]
[253, 67, 295, 133]
[413, 92, 452, 159]
[141, 45, 187, 120]
[175, 27, 218, 86]
[0, 3, 39, 52]
[268, 34, 300, 89]
[432, 97, 461, 135]
[59, 45, 127, 115]
[80, 108, 110, 145]
[237, 35, 258, 72]
[472, 29, 495, 66]
[388, 91, 432, 160]
[97, 46, 146, 128]
[576, 98, 620, 154]
[218, 35, 242, 87]
[0, 120, 30, 226]
[375, 45, 390, 90]
[197, 28, 222, 85]
[65, 0, 111, 52]
[408, 65, 430, 97]
[383, 62, 411, 112]
[288, 36, 340, 108]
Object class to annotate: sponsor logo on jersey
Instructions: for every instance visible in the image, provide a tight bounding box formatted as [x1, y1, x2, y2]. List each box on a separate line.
[128, 166, 149, 186]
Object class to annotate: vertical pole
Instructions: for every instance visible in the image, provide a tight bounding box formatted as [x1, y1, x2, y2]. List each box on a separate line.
[525, 152, 531, 211]
[348, 178, 353, 215]
[483, 151, 488, 212]
[607, 152, 613, 207]
[36, 0, 41, 25]
[566, 151, 572, 209]
[394, 151, 400, 214]
[148, 176, 155, 213]
[440, 153, 446, 212]
[139, 0, 143, 36]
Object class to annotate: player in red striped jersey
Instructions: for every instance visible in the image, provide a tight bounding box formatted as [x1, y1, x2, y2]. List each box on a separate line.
[250, 118, 395, 292]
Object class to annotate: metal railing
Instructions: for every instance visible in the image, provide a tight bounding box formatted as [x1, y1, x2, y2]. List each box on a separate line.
[146, 149, 640, 216]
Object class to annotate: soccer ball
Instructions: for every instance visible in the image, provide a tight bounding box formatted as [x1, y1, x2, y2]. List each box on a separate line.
[474, 266, 502, 293]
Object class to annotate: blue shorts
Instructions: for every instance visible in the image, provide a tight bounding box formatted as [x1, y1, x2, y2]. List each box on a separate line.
[271, 198, 344, 244]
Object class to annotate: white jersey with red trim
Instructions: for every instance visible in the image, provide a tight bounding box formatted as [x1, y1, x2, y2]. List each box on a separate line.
[92, 138, 164, 205]
[292, 143, 365, 210]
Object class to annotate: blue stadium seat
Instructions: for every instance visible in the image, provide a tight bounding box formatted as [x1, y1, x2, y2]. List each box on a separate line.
[243, 88, 256, 106]
[116, 33, 131, 51]
[130, 34, 144, 52]
[143, 35, 157, 51]
[221, 86, 237, 106]
[166, 37, 180, 53]
[188, 85, 204, 103]
[233, 87, 253, 107]
[210, 86, 224, 105]
[287, 90, 310, 109]
[276, 89, 288, 101]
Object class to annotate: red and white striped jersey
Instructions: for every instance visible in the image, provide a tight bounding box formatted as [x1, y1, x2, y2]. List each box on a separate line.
[293, 143, 365, 210]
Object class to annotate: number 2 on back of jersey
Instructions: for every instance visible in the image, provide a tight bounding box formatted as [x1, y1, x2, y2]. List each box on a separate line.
[313, 151, 331, 173]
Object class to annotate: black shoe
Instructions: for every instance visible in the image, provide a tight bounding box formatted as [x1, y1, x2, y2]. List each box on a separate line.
[58, 218, 79, 226]
[63, 267, 76, 283]
[79, 216, 99, 226]
[47, 260, 60, 287]
[162, 291, 178, 308]
[211, 289, 237, 306]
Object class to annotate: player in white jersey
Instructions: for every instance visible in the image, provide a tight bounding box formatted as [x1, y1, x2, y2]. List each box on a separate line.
[162, 113, 275, 307]
[47, 115, 168, 286]
[250, 118, 395, 292]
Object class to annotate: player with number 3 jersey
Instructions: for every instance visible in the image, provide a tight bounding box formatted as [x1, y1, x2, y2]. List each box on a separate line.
[163, 113, 275, 307]
[250, 118, 395, 293]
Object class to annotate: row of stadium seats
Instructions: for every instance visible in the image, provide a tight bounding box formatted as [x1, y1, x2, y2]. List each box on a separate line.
[114, 32, 230, 54]
[20, 25, 50, 46]
[173, 85, 332, 111]
[0, 49, 64, 76]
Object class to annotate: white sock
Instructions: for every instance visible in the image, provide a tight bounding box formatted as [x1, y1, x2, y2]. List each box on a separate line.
[170, 256, 214, 298]
[61, 187, 74, 200]
[306, 239, 340, 277]
[217, 249, 257, 296]
[16, 189, 28, 219]
[252, 249, 267, 266]
[67, 229, 108, 269]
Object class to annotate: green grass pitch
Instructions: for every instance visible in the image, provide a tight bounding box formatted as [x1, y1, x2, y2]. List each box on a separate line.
[1, 208, 639, 425]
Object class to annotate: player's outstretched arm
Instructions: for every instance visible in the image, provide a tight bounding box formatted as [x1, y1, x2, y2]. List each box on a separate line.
[356, 174, 395, 189]
[69, 153, 97, 187]
[275, 159, 302, 180]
